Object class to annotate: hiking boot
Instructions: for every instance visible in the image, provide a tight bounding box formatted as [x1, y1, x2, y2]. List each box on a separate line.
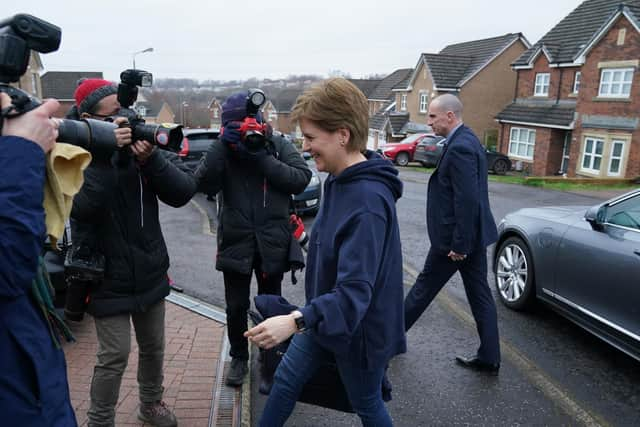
[137, 400, 177, 427]
[226, 358, 248, 386]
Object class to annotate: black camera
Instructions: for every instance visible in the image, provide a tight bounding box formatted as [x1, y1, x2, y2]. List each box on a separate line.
[63, 242, 104, 321]
[238, 89, 268, 152]
[115, 69, 183, 152]
[0, 14, 123, 156]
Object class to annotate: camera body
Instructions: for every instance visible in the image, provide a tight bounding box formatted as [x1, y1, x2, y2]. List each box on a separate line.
[116, 69, 184, 152]
[0, 14, 123, 154]
[238, 89, 269, 152]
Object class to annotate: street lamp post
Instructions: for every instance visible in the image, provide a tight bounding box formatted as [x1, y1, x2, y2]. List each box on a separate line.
[182, 102, 189, 128]
[132, 47, 154, 69]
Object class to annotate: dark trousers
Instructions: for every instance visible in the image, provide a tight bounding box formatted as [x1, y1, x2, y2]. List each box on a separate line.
[259, 331, 392, 427]
[224, 260, 283, 361]
[404, 247, 501, 365]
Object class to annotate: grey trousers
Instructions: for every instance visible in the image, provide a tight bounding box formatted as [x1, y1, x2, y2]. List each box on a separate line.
[87, 300, 166, 427]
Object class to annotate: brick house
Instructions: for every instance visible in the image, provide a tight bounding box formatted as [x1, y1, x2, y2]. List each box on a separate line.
[264, 89, 303, 138]
[208, 97, 222, 128]
[350, 69, 416, 149]
[11, 51, 43, 98]
[135, 93, 175, 124]
[497, 0, 640, 179]
[394, 33, 530, 147]
[41, 71, 104, 118]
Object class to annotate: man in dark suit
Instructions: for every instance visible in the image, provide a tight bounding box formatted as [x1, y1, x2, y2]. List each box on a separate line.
[404, 94, 500, 374]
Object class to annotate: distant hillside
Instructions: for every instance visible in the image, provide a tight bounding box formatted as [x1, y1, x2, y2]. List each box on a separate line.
[144, 74, 324, 128]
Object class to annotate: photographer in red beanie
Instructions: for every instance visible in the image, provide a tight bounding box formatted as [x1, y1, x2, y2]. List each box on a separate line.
[69, 78, 196, 427]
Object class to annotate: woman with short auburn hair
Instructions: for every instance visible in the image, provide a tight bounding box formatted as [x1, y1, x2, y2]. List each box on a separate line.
[245, 78, 406, 426]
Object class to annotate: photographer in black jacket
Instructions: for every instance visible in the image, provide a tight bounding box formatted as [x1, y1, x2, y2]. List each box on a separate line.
[195, 91, 311, 386]
[70, 79, 196, 427]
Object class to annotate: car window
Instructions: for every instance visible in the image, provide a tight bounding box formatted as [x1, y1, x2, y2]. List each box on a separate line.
[605, 193, 640, 230]
[188, 138, 215, 151]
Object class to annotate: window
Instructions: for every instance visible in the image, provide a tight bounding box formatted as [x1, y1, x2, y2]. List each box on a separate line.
[419, 92, 428, 113]
[605, 193, 640, 231]
[508, 127, 536, 159]
[400, 94, 407, 111]
[573, 72, 581, 94]
[31, 73, 38, 95]
[598, 68, 633, 98]
[581, 138, 604, 172]
[608, 140, 625, 176]
[534, 73, 550, 96]
[213, 108, 219, 118]
[137, 105, 147, 116]
[268, 110, 277, 122]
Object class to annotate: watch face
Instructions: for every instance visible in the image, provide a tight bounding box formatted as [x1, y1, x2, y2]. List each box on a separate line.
[295, 316, 306, 331]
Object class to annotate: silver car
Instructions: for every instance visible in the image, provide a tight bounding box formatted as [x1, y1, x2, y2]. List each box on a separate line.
[493, 189, 640, 361]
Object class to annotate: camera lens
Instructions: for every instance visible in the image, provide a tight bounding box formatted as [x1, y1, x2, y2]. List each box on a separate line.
[244, 132, 265, 152]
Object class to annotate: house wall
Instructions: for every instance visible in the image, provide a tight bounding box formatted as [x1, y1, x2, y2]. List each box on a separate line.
[276, 113, 295, 135]
[396, 61, 433, 123]
[517, 54, 583, 101]
[14, 53, 42, 98]
[571, 15, 640, 179]
[460, 40, 528, 144]
[156, 104, 175, 123]
[209, 102, 221, 128]
[498, 123, 568, 176]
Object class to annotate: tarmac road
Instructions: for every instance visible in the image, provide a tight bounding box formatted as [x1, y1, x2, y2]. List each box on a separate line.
[159, 171, 640, 426]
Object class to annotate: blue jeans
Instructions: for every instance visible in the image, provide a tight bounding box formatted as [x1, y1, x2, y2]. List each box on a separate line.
[259, 331, 393, 427]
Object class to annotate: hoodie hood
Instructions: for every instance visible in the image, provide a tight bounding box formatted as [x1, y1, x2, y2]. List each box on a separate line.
[329, 150, 403, 201]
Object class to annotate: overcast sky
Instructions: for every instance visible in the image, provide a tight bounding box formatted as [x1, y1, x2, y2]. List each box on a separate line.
[7, 0, 582, 82]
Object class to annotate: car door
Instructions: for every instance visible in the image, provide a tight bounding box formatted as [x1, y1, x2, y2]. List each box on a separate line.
[554, 192, 640, 339]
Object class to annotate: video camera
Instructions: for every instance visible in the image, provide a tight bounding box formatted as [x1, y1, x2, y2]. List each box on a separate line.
[0, 14, 122, 156]
[238, 88, 269, 152]
[115, 69, 183, 152]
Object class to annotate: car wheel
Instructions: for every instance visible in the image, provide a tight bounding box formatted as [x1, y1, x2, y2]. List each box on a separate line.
[395, 152, 410, 167]
[494, 236, 535, 310]
[492, 159, 509, 175]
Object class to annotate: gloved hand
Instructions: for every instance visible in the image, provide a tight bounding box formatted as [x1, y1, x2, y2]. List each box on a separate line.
[220, 121, 242, 151]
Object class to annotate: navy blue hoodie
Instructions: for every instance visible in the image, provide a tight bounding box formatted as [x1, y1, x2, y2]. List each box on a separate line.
[299, 152, 406, 369]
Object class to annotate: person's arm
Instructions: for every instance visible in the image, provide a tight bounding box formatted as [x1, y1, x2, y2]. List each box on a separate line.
[246, 211, 387, 349]
[448, 143, 480, 255]
[258, 137, 311, 195]
[0, 94, 60, 298]
[71, 160, 118, 222]
[0, 137, 46, 299]
[138, 148, 197, 207]
[193, 141, 226, 196]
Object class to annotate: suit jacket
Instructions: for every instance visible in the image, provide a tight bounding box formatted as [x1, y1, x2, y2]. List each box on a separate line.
[426, 125, 498, 255]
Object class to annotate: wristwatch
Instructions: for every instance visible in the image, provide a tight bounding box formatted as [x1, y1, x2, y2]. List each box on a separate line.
[293, 312, 306, 332]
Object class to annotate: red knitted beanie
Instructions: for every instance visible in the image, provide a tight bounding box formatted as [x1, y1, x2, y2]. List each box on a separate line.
[74, 79, 117, 114]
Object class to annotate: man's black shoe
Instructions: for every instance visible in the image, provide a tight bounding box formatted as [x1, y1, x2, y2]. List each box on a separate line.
[226, 358, 248, 387]
[455, 355, 500, 375]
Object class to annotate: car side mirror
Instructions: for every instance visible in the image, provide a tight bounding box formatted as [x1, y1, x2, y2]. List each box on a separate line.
[584, 205, 606, 231]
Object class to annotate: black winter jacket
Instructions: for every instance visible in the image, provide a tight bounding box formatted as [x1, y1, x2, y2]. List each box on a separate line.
[71, 150, 196, 317]
[195, 135, 311, 275]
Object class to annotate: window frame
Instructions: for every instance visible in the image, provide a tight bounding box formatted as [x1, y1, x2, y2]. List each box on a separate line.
[508, 127, 536, 160]
[598, 67, 634, 98]
[581, 137, 604, 174]
[534, 73, 550, 96]
[607, 140, 626, 177]
[573, 71, 581, 94]
[400, 94, 407, 111]
[419, 92, 428, 113]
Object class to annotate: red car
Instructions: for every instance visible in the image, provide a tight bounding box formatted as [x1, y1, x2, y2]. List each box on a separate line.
[379, 133, 434, 166]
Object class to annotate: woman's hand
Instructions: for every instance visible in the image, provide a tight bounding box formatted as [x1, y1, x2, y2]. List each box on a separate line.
[244, 314, 298, 349]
